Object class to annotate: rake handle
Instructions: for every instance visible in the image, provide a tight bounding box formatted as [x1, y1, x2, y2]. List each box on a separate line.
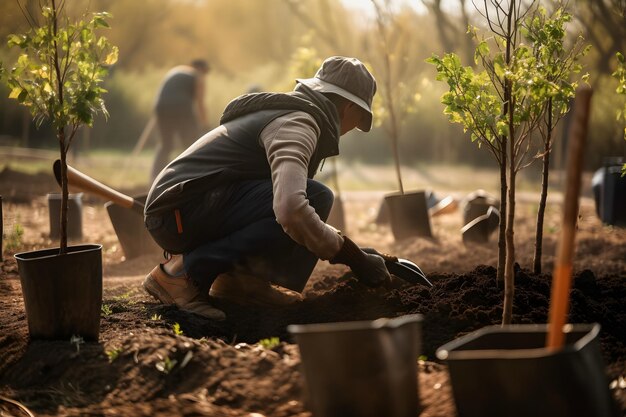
[546, 86, 593, 350]
[53, 159, 143, 213]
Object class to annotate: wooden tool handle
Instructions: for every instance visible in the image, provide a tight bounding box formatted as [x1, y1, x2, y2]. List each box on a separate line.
[546, 86, 593, 350]
[53, 159, 138, 210]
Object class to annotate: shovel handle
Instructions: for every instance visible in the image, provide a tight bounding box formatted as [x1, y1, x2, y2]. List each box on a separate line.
[546, 86, 593, 350]
[53, 159, 142, 212]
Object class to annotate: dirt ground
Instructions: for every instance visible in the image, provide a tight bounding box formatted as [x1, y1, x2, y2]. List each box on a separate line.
[0, 167, 625, 417]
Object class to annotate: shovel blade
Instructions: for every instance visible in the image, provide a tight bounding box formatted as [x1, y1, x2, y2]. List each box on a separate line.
[388, 259, 432, 287]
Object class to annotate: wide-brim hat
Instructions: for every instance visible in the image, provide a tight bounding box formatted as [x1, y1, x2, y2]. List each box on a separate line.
[297, 56, 377, 132]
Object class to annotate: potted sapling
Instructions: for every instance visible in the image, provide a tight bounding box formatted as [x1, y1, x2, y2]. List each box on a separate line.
[430, 3, 616, 415]
[1, 0, 118, 340]
[437, 85, 618, 417]
[371, 0, 431, 240]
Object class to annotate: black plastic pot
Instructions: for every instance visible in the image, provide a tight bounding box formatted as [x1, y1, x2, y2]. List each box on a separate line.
[462, 190, 499, 226]
[15, 244, 102, 341]
[47, 192, 83, 240]
[592, 159, 626, 227]
[288, 314, 423, 417]
[436, 324, 618, 417]
[461, 206, 500, 244]
[384, 190, 432, 240]
[105, 194, 160, 259]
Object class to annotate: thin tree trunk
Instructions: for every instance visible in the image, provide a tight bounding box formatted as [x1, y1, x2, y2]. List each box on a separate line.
[502, 66, 516, 326]
[52, 0, 67, 255]
[501, 0, 516, 325]
[503, 148, 516, 325]
[391, 130, 404, 195]
[497, 151, 507, 283]
[534, 99, 553, 274]
[534, 147, 550, 273]
[372, 0, 404, 195]
[59, 131, 68, 254]
[385, 50, 403, 195]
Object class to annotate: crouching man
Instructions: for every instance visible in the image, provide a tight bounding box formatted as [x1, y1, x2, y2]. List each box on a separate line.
[143, 56, 391, 320]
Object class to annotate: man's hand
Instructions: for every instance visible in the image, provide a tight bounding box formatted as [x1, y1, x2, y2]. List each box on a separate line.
[329, 236, 391, 287]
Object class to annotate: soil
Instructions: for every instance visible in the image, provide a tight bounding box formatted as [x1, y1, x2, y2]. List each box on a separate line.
[0, 167, 625, 417]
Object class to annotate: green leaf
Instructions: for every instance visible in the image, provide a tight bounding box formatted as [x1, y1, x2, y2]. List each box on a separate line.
[105, 47, 118, 65]
[8, 87, 23, 99]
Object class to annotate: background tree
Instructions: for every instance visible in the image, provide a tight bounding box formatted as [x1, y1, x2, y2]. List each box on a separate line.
[571, 0, 625, 75]
[0, 0, 623, 170]
[525, 5, 589, 274]
[1, 0, 117, 253]
[368, 0, 423, 194]
[421, 0, 475, 65]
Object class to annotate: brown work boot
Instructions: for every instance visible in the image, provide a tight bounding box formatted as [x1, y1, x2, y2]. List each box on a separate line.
[143, 264, 226, 320]
[209, 272, 303, 307]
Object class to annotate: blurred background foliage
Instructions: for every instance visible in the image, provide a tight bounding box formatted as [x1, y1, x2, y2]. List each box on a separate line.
[0, 0, 623, 172]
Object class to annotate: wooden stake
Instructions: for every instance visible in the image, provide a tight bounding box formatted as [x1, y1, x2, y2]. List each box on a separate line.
[131, 115, 156, 157]
[546, 86, 593, 350]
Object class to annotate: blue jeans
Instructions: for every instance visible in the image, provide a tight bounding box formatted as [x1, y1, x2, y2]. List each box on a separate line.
[145, 179, 334, 293]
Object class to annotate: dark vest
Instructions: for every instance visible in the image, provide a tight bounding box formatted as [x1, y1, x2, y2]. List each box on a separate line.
[145, 85, 340, 215]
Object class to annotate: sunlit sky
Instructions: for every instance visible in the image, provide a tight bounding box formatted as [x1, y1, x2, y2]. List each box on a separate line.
[339, 0, 444, 17]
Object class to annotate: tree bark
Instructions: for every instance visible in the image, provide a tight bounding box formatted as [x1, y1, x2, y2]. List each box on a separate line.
[497, 149, 507, 283]
[59, 130, 68, 254]
[534, 99, 553, 274]
[503, 162, 516, 325]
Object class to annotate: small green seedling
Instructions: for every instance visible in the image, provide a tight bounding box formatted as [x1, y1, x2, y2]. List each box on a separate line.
[258, 337, 280, 350]
[101, 304, 113, 317]
[113, 291, 132, 301]
[4, 223, 24, 252]
[70, 335, 84, 353]
[113, 290, 137, 306]
[155, 355, 177, 374]
[150, 313, 162, 321]
[172, 323, 183, 335]
[106, 348, 122, 363]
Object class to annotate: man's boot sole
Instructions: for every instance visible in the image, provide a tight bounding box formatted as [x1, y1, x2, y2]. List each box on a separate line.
[144, 272, 226, 320]
[143, 274, 175, 305]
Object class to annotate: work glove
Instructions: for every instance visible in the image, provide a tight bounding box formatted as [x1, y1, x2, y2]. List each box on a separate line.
[361, 247, 398, 264]
[329, 236, 391, 288]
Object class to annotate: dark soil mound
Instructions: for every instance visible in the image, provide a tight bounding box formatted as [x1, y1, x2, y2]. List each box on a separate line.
[1, 261, 624, 416]
[141, 265, 626, 364]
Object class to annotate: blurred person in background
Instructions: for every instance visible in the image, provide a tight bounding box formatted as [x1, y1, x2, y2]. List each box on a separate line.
[151, 59, 210, 181]
[142, 56, 391, 320]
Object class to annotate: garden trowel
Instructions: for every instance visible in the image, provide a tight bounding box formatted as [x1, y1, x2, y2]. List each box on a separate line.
[362, 248, 432, 287]
[387, 257, 432, 287]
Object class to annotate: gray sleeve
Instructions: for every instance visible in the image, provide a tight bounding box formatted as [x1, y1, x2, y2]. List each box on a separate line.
[259, 111, 343, 260]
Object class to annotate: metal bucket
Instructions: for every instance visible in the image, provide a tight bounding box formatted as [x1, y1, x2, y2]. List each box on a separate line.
[105, 194, 160, 259]
[462, 189, 499, 226]
[592, 159, 626, 227]
[461, 205, 500, 243]
[288, 314, 423, 417]
[15, 244, 102, 341]
[437, 323, 619, 417]
[47, 192, 83, 240]
[384, 191, 432, 240]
